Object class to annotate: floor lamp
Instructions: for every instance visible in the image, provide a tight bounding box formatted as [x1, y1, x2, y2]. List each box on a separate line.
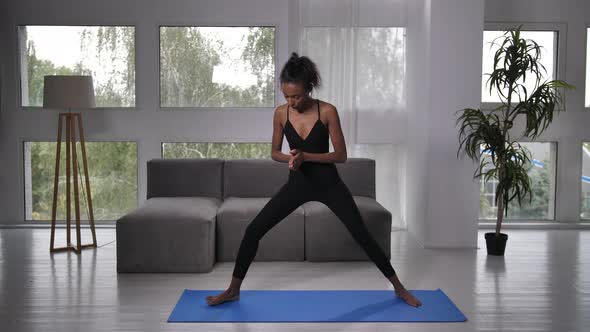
[43, 75, 98, 254]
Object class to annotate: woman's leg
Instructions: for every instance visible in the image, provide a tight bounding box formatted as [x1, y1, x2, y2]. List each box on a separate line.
[319, 180, 422, 307]
[207, 180, 307, 305]
[319, 180, 395, 278]
[232, 181, 307, 279]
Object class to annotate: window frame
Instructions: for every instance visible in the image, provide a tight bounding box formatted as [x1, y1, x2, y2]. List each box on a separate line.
[585, 25, 590, 111]
[21, 139, 139, 222]
[481, 22, 567, 109]
[15, 24, 138, 111]
[581, 140, 590, 221]
[477, 140, 558, 222]
[157, 24, 278, 111]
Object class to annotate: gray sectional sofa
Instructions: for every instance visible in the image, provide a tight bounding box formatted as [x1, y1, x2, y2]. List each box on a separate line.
[116, 158, 392, 273]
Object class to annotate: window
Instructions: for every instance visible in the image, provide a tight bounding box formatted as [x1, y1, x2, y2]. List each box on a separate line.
[24, 142, 137, 221]
[159, 26, 275, 108]
[18, 25, 136, 107]
[301, 27, 406, 112]
[479, 142, 557, 220]
[355, 28, 406, 111]
[162, 142, 272, 159]
[482, 30, 557, 104]
[582, 142, 590, 220]
[480, 174, 499, 209]
[300, 26, 406, 227]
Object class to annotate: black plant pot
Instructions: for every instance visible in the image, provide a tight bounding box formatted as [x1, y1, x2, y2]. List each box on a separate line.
[485, 232, 508, 256]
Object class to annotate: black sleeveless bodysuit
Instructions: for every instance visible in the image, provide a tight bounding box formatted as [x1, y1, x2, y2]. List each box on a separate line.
[284, 98, 342, 187]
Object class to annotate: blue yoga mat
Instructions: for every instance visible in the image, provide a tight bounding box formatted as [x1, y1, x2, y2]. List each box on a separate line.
[168, 288, 467, 322]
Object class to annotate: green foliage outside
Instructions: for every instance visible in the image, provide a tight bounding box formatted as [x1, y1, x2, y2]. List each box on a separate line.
[480, 153, 552, 220]
[24, 26, 135, 107]
[81, 26, 136, 106]
[160, 27, 275, 107]
[25, 44, 75, 106]
[162, 143, 272, 159]
[27, 142, 137, 221]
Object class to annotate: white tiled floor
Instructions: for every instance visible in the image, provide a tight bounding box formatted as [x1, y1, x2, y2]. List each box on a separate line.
[0, 228, 588, 331]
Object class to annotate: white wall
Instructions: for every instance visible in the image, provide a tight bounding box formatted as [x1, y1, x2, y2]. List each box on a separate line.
[405, 0, 483, 248]
[405, 0, 432, 247]
[425, 0, 483, 247]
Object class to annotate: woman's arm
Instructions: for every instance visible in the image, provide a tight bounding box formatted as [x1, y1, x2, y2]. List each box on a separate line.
[271, 106, 292, 163]
[303, 104, 347, 163]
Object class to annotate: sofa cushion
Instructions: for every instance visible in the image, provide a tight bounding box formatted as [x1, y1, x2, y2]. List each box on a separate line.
[303, 196, 391, 261]
[336, 158, 376, 198]
[224, 158, 375, 198]
[118, 197, 220, 223]
[216, 197, 304, 261]
[223, 159, 289, 198]
[116, 197, 220, 272]
[147, 158, 224, 199]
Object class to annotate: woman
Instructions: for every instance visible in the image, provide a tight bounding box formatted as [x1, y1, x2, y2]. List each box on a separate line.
[206, 52, 422, 308]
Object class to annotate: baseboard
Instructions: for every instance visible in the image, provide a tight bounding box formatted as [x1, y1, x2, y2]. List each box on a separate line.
[478, 222, 590, 229]
[2, 222, 590, 230]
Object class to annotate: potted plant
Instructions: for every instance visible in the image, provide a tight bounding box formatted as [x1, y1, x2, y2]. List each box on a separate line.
[455, 25, 574, 255]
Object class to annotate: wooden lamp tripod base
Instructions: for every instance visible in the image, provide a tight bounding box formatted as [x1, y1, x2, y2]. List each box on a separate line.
[49, 112, 97, 254]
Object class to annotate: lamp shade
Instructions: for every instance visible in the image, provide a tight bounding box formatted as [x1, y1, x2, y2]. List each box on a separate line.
[43, 75, 96, 109]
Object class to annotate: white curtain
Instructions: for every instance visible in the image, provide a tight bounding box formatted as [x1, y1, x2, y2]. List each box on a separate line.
[297, 0, 409, 229]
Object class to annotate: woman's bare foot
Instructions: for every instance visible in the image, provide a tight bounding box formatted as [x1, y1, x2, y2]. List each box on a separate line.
[206, 288, 240, 306]
[395, 288, 422, 307]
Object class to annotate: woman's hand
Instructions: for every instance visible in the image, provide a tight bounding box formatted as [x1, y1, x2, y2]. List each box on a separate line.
[289, 149, 305, 170]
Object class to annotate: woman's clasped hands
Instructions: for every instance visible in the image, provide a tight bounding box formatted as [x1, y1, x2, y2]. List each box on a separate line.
[289, 149, 304, 170]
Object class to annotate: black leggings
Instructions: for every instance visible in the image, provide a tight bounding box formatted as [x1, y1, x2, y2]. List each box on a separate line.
[232, 173, 396, 280]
